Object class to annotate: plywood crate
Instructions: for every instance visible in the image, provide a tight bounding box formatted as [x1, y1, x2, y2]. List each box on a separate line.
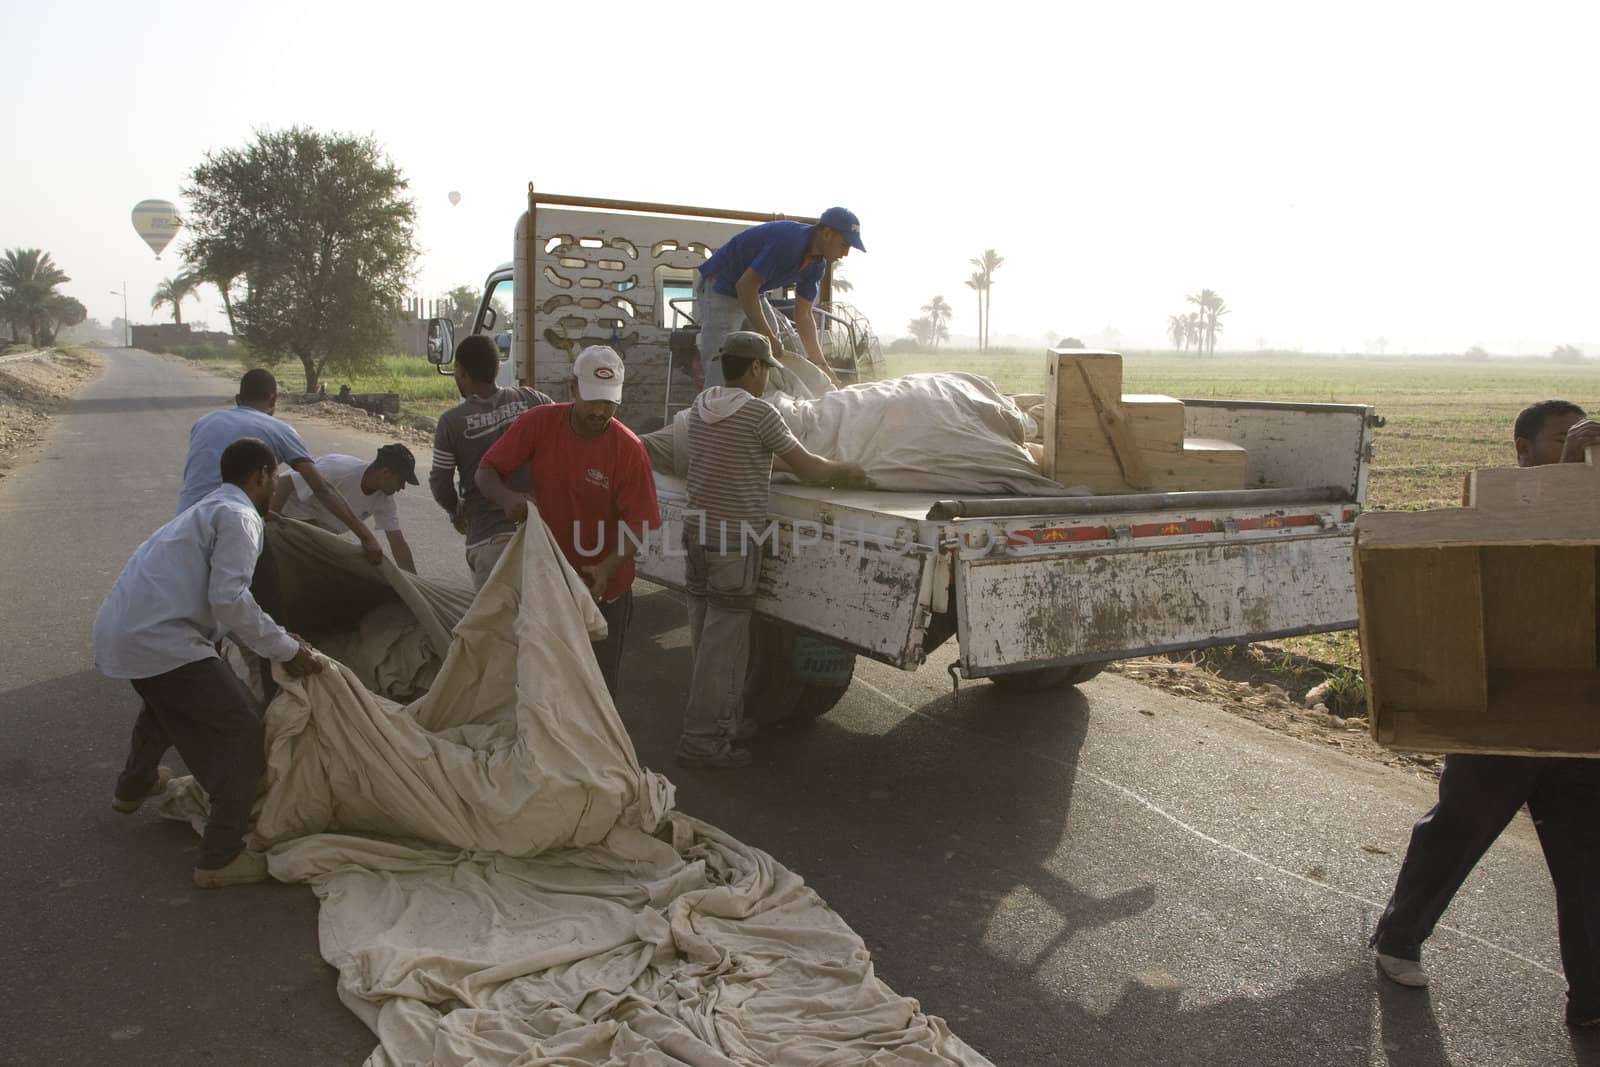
[1355, 455, 1600, 755]
[1042, 350, 1248, 493]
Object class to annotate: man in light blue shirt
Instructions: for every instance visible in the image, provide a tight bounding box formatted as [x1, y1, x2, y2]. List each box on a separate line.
[694, 207, 865, 390]
[178, 369, 384, 569]
[96, 437, 322, 889]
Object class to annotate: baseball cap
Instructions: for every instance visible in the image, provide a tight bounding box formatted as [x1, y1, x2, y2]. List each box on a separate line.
[375, 443, 419, 485]
[573, 345, 624, 403]
[819, 206, 865, 252]
[716, 331, 782, 368]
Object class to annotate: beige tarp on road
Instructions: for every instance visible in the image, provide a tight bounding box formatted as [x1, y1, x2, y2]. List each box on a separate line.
[164, 519, 989, 1066]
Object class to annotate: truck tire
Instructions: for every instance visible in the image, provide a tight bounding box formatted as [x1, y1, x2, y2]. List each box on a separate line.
[988, 661, 1108, 692]
[744, 619, 857, 725]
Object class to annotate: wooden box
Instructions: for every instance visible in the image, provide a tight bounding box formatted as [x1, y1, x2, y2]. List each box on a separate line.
[1355, 456, 1600, 755]
[1042, 351, 1248, 493]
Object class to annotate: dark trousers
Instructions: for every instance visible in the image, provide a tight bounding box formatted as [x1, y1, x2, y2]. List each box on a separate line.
[591, 590, 632, 700]
[114, 657, 266, 870]
[1373, 754, 1600, 1015]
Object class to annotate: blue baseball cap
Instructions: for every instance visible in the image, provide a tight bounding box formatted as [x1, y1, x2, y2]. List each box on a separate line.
[819, 206, 865, 252]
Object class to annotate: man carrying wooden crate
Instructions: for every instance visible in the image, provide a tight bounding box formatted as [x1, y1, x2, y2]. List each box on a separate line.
[1370, 400, 1600, 1029]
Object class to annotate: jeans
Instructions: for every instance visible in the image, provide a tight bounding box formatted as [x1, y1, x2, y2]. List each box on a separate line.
[1373, 754, 1600, 1016]
[679, 535, 762, 756]
[592, 591, 632, 700]
[115, 657, 266, 869]
[465, 532, 515, 591]
[694, 277, 797, 389]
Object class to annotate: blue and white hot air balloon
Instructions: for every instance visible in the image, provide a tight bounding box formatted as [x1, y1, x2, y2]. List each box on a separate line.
[131, 199, 182, 258]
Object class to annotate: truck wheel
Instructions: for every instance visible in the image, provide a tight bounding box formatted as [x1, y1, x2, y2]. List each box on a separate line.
[988, 661, 1108, 692]
[744, 619, 857, 725]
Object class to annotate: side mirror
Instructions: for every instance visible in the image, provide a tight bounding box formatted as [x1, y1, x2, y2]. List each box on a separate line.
[425, 318, 455, 366]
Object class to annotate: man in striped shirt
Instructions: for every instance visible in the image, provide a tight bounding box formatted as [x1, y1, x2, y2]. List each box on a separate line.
[677, 331, 865, 768]
[429, 334, 553, 589]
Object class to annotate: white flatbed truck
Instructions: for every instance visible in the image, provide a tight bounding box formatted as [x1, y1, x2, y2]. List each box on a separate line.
[430, 189, 1380, 721]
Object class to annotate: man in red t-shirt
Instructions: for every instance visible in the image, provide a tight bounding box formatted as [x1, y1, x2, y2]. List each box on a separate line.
[475, 346, 661, 698]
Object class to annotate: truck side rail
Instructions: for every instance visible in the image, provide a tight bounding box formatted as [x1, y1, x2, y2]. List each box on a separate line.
[927, 485, 1352, 520]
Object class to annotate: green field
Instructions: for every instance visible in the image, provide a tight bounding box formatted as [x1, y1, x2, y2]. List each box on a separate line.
[185, 353, 461, 420]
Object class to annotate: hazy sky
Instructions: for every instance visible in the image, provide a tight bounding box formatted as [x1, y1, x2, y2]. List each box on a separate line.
[7, 1, 1598, 354]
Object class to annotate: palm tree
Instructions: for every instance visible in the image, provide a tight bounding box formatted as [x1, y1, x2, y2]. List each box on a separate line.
[830, 265, 853, 295]
[1183, 312, 1204, 356]
[0, 247, 71, 347]
[1187, 289, 1229, 356]
[920, 295, 953, 351]
[1167, 314, 1187, 353]
[970, 249, 1004, 351]
[151, 273, 202, 325]
[964, 271, 987, 352]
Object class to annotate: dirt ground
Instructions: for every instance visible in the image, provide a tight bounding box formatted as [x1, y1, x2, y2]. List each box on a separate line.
[1107, 650, 1442, 783]
[0, 348, 103, 479]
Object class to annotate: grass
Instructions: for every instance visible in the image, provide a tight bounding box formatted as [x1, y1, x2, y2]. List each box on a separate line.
[184, 353, 462, 420]
[887, 347, 1600, 673]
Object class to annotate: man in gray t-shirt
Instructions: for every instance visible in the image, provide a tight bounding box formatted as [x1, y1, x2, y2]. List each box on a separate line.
[429, 334, 552, 588]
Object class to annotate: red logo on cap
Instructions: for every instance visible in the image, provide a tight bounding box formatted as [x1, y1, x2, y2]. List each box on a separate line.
[594, 367, 616, 379]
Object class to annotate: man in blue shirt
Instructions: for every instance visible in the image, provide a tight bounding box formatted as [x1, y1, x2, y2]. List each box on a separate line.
[178, 370, 384, 570]
[695, 206, 865, 390]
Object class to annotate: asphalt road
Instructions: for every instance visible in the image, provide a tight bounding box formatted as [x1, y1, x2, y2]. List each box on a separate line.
[1, 348, 1595, 1066]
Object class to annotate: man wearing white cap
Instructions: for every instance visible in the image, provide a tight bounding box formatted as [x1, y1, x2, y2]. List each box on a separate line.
[475, 346, 660, 698]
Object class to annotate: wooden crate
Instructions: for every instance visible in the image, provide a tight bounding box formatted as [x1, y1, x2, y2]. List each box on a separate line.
[1355, 455, 1600, 755]
[1042, 351, 1248, 493]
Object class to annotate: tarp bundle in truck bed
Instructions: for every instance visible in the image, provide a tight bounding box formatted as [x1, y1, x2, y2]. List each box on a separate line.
[648, 371, 1079, 497]
[161, 517, 990, 1066]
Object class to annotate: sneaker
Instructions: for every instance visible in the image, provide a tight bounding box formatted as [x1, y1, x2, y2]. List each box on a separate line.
[674, 746, 754, 769]
[111, 766, 174, 814]
[1376, 952, 1429, 988]
[192, 850, 269, 889]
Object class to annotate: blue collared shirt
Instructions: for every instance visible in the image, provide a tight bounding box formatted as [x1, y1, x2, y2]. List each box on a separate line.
[698, 221, 826, 303]
[177, 406, 312, 514]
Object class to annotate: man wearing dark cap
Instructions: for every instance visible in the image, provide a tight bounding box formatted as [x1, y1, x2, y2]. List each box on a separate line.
[676, 331, 865, 768]
[271, 443, 420, 573]
[694, 206, 865, 391]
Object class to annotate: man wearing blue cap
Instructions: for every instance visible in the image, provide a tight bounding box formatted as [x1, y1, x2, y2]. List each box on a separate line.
[694, 206, 865, 391]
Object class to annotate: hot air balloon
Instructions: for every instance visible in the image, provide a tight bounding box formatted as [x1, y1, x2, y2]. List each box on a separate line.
[448, 191, 461, 206]
[131, 199, 183, 258]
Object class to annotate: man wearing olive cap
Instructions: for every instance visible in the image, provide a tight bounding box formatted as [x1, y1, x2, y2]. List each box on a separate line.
[694, 206, 865, 391]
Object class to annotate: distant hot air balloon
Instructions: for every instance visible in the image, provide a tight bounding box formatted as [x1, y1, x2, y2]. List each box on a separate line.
[131, 199, 183, 258]
[448, 191, 461, 206]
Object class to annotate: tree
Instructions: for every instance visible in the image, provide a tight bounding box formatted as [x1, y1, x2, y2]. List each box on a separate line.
[964, 271, 987, 353]
[183, 127, 419, 392]
[1552, 344, 1586, 364]
[438, 284, 483, 330]
[1186, 289, 1228, 356]
[920, 295, 953, 351]
[970, 249, 1004, 352]
[829, 266, 853, 295]
[0, 248, 75, 347]
[906, 316, 934, 348]
[150, 273, 201, 325]
[1167, 314, 1187, 353]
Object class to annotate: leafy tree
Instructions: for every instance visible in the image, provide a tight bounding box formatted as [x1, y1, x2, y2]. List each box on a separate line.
[920, 295, 953, 351]
[183, 127, 419, 392]
[906, 315, 934, 348]
[0, 248, 77, 347]
[970, 249, 1004, 352]
[150, 273, 201, 325]
[438, 285, 483, 330]
[1551, 344, 1586, 364]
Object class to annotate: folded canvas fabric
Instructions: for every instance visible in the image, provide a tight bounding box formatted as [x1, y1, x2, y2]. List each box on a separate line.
[160, 511, 990, 1066]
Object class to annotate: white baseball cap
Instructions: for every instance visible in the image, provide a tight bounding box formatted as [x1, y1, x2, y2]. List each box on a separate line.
[573, 345, 624, 403]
